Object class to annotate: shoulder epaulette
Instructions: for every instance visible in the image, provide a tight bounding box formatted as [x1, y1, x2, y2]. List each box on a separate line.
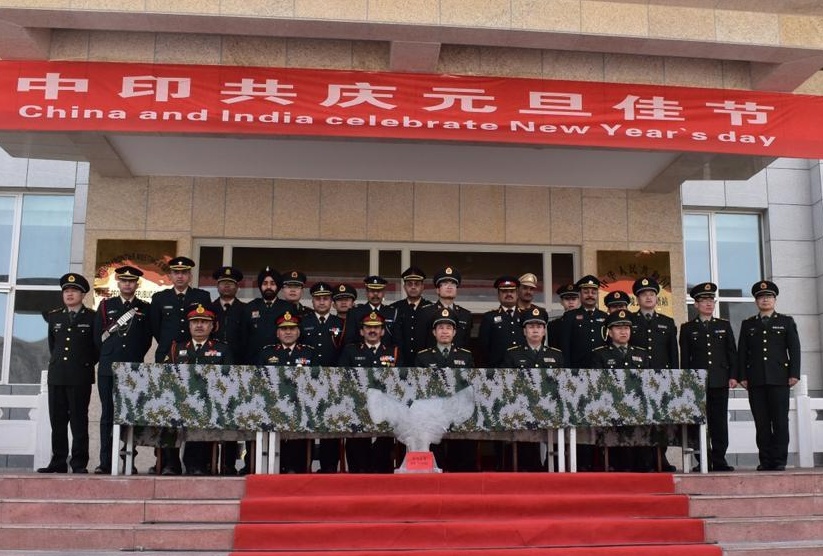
[47, 307, 63, 314]
[456, 347, 472, 353]
[592, 345, 607, 352]
[507, 345, 521, 351]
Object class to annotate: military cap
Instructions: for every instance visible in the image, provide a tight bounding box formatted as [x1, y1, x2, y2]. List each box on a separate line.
[633, 277, 660, 296]
[276, 311, 300, 327]
[114, 265, 142, 281]
[555, 283, 579, 298]
[213, 266, 243, 283]
[605, 309, 633, 328]
[432, 307, 457, 328]
[310, 282, 333, 297]
[60, 273, 90, 293]
[690, 282, 717, 300]
[364, 275, 388, 290]
[752, 280, 779, 297]
[519, 273, 538, 288]
[257, 266, 281, 287]
[401, 267, 426, 282]
[575, 275, 601, 289]
[433, 267, 462, 286]
[361, 311, 385, 327]
[282, 270, 307, 287]
[521, 307, 548, 327]
[604, 290, 631, 307]
[494, 276, 520, 290]
[168, 256, 195, 271]
[187, 304, 215, 321]
[333, 283, 357, 301]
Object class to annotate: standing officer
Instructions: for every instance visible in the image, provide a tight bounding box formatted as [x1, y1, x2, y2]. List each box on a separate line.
[38, 273, 98, 474]
[419, 267, 472, 349]
[547, 283, 579, 350]
[164, 305, 233, 475]
[259, 311, 316, 473]
[391, 266, 433, 365]
[415, 308, 475, 472]
[93, 266, 152, 474]
[516, 273, 549, 318]
[480, 276, 525, 368]
[209, 265, 245, 475]
[333, 283, 357, 319]
[338, 311, 402, 473]
[604, 290, 631, 313]
[679, 282, 737, 472]
[561, 275, 608, 368]
[630, 277, 679, 369]
[739, 281, 801, 471]
[281, 270, 310, 316]
[343, 276, 401, 348]
[241, 266, 291, 364]
[150, 256, 211, 363]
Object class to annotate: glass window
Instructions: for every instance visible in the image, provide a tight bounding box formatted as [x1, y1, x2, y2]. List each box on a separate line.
[378, 250, 402, 302]
[17, 196, 73, 285]
[720, 301, 754, 342]
[0, 197, 15, 282]
[196, 246, 224, 298]
[716, 214, 762, 297]
[549, 253, 574, 304]
[684, 213, 711, 292]
[9, 290, 62, 384]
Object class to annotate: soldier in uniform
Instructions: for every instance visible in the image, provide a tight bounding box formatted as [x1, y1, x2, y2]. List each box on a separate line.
[504, 308, 564, 471]
[739, 280, 801, 471]
[93, 266, 152, 474]
[604, 290, 631, 313]
[38, 273, 98, 474]
[241, 266, 292, 364]
[391, 266, 433, 365]
[343, 276, 401, 348]
[679, 282, 737, 472]
[332, 283, 357, 319]
[338, 311, 402, 473]
[209, 265, 245, 475]
[259, 311, 316, 473]
[415, 308, 475, 472]
[418, 267, 472, 349]
[480, 276, 525, 368]
[149, 256, 211, 363]
[561, 275, 608, 369]
[516, 273, 550, 320]
[547, 283, 579, 350]
[164, 305, 233, 475]
[281, 270, 310, 316]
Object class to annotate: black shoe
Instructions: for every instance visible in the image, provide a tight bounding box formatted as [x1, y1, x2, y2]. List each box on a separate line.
[712, 464, 735, 472]
[160, 466, 181, 476]
[757, 464, 775, 471]
[661, 463, 676, 472]
[773, 464, 786, 471]
[37, 465, 68, 473]
[93, 466, 110, 474]
[189, 468, 206, 476]
[73, 468, 88, 474]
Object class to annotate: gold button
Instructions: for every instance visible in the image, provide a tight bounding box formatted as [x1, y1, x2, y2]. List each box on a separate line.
[64, 347, 69, 351]
[708, 351, 712, 355]
[763, 357, 768, 360]
[63, 357, 67, 361]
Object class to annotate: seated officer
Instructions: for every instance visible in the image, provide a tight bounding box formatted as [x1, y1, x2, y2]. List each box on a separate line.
[164, 304, 233, 475]
[259, 311, 315, 473]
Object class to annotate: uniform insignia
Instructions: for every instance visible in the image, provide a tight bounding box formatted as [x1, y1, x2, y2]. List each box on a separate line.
[576, 314, 583, 320]
[631, 355, 644, 362]
[445, 267, 453, 275]
[493, 315, 502, 323]
[179, 350, 188, 355]
[195, 305, 205, 314]
[641, 278, 648, 286]
[68, 275, 75, 283]
[532, 308, 540, 316]
[704, 283, 711, 291]
[339, 285, 346, 291]
[251, 310, 260, 318]
[441, 309, 449, 317]
[291, 271, 298, 278]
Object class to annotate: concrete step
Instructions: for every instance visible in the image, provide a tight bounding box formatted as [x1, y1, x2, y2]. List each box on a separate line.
[0, 523, 235, 551]
[0, 499, 239, 524]
[721, 540, 823, 556]
[689, 493, 823, 518]
[0, 475, 245, 500]
[675, 470, 823, 496]
[704, 516, 823, 543]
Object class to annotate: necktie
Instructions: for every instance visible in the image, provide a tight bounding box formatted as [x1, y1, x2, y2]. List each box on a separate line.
[69, 311, 76, 324]
[195, 343, 203, 352]
[371, 346, 378, 355]
[177, 293, 184, 302]
[619, 346, 627, 356]
[123, 300, 131, 310]
[442, 347, 449, 358]
[224, 303, 231, 312]
[265, 302, 272, 309]
[506, 309, 513, 318]
[319, 316, 326, 324]
[645, 313, 653, 321]
[762, 315, 770, 325]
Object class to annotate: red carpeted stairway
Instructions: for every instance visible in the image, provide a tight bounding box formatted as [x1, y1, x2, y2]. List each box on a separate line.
[232, 473, 722, 556]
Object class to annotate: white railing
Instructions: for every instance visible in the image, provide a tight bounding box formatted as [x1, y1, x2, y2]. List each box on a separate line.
[0, 370, 51, 469]
[726, 375, 823, 467]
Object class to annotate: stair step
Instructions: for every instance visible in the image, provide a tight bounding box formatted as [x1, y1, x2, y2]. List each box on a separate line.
[704, 516, 823, 543]
[0, 499, 239, 524]
[689, 493, 822, 518]
[721, 540, 823, 556]
[675, 471, 822, 496]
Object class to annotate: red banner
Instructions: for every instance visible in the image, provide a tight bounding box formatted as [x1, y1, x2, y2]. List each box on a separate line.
[0, 60, 821, 158]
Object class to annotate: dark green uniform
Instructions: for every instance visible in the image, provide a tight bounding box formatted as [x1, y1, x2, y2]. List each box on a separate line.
[504, 344, 564, 368]
[630, 311, 679, 369]
[150, 287, 211, 363]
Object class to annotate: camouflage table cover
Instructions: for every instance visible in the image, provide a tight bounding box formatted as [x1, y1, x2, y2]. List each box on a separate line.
[113, 363, 706, 446]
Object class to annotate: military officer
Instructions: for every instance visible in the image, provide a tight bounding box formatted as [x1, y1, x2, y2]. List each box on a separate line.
[241, 266, 292, 364]
[38, 273, 98, 474]
[210, 266, 246, 354]
[418, 267, 473, 349]
[415, 308, 475, 472]
[93, 266, 152, 474]
[739, 280, 801, 471]
[547, 283, 579, 350]
[164, 305, 233, 475]
[679, 282, 737, 472]
[149, 256, 211, 363]
[504, 308, 564, 369]
[391, 266, 433, 365]
[343, 275, 401, 348]
[281, 270, 310, 316]
[480, 276, 526, 367]
[604, 290, 631, 313]
[338, 311, 403, 473]
[332, 283, 357, 319]
[630, 277, 679, 369]
[561, 275, 608, 368]
[259, 311, 315, 473]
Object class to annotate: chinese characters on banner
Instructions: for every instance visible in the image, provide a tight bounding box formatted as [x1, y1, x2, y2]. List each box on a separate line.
[596, 251, 673, 318]
[1, 61, 821, 157]
[93, 239, 177, 309]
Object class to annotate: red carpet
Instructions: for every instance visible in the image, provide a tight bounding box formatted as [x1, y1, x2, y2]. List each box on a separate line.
[231, 473, 721, 556]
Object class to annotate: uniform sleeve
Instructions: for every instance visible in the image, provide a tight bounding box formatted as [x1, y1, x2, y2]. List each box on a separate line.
[337, 345, 354, 367]
[222, 344, 234, 365]
[47, 314, 56, 355]
[786, 316, 801, 379]
[737, 320, 750, 382]
[724, 321, 739, 381]
[678, 323, 690, 369]
[149, 291, 163, 343]
[93, 301, 105, 352]
[667, 320, 679, 369]
[560, 313, 573, 365]
[478, 312, 493, 360]
[502, 350, 518, 368]
[163, 341, 177, 364]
